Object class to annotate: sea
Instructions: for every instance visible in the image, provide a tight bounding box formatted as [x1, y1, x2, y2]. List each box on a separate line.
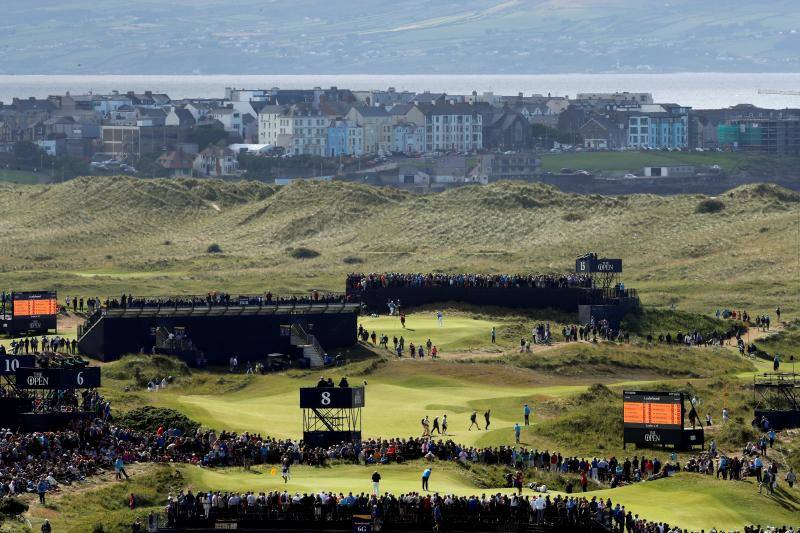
[1, 73, 800, 109]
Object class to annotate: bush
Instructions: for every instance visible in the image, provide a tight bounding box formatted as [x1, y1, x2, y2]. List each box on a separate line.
[115, 406, 200, 434]
[343, 256, 364, 264]
[290, 247, 320, 259]
[92, 525, 106, 533]
[206, 243, 223, 253]
[696, 198, 725, 213]
[0, 497, 28, 517]
[562, 212, 584, 222]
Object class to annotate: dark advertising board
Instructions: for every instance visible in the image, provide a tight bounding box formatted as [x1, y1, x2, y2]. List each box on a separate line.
[300, 387, 365, 409]
[576, 258, 623, 274]
[3, 291, 58, 333]
[16, 367, 101, 389]
[623, 391, 686, 447]
[0, 356, 36, 375]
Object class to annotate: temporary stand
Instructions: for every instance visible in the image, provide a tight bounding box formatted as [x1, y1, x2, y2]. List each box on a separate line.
[754, 372, 800, 429]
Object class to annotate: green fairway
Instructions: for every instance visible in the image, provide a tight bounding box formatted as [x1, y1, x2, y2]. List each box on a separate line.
[598, 474, 800, 531]
[143, 367, 545, 446]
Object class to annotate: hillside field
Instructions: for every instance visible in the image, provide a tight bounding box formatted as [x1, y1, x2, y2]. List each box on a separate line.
[0, 177, 797, 316]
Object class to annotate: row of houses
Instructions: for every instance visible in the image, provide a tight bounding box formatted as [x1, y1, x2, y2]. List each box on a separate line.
[2, 88, 799, 170]
[258, 99, 536, 156]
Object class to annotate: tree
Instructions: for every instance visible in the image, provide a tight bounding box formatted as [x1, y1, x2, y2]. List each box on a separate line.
[12, 141, 43, 164]
[191, 125, 228, 151]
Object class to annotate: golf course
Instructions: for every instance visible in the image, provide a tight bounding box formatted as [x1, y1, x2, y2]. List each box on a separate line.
[0, 177, 797, 532]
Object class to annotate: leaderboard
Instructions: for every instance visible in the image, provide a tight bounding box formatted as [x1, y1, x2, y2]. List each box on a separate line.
[13, 296, 58, 317]
[623, 391, 683, 429]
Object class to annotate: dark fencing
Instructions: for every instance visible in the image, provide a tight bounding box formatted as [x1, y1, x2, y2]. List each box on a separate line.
[351, 286, 594, 314]
[81, 311, 358, 363]
[165, 504, 612, 533]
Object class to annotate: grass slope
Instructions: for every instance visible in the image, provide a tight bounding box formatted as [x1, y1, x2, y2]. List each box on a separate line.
[0, 178, 797, 316]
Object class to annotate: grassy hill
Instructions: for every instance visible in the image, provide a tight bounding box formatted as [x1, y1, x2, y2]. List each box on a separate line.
[0, 177, 797, 315]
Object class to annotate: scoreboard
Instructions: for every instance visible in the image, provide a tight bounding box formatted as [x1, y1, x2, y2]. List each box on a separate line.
[13, 296, 58, 317]
[623, 391, 683, 429]
[623, 391, 691, 448]
[1, 291, 58, 334]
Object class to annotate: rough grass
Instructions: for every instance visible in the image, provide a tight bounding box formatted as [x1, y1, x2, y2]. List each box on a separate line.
[0, 178, 797, 317]
[26, 465, 184, 533]
[621, 308, 741, 337]
[504, 342, 753, 378]
[754, 321, 800, 359]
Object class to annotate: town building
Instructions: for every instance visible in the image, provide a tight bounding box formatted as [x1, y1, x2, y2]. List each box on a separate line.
[643, 165, 696, 178]
[157, 150, 196, 177]
[345, 106, 393, 154]
[391, 122, 425, 154]
[416, 103, 484, 153]
[327, 119, 364, 157]
[627, 104, 690, 149]
[193, 146, 239, 177]
[718, 118, 800, 155]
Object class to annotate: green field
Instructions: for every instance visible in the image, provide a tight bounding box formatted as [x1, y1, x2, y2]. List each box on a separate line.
[539, 151, 800, 175]
[0, 168, 42, 184]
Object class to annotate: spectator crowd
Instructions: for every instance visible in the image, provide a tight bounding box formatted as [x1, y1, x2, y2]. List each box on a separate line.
[347, 272, 594, 292]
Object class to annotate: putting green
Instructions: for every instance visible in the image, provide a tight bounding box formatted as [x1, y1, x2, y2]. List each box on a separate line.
[175, 463, 800, 531]
[358, 312, 495, 353]
[179, 461, 492, 497]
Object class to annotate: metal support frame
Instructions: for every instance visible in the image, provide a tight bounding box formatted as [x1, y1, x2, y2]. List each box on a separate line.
[302, 407, 362, 433]
[754, 373, 799, 411]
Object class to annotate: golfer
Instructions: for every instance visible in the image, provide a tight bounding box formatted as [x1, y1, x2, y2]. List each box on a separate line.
[469, 410, 480, 431]
[371, 471, 381, 495]
[422, 467, 432, 491]
[523, 404, 531, 425]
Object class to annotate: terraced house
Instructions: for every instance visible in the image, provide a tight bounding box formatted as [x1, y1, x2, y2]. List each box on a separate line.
[417, 102, 484, 153]
[258, 104, 330, 156]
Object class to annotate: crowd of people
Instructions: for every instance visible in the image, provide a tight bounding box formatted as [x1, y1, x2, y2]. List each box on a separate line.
[359, 325, 441, 359]
[0, 398, 110, 503]
[646, 325, 746, 348]
[103, 291, 349, 310]
[347, 272, 594, 292]
[0, 405, 791, 533]
[2, 335, 78, 356]
[163, 487, 796, 533]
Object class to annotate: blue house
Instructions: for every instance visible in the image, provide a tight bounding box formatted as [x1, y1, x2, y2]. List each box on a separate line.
[327, 119, 364, 157]
[627, 104, 690, 149]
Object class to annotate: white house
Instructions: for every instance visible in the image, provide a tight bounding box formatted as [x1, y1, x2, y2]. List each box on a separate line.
[207, 106, 243, 137]
[193, 146, 239, 177]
